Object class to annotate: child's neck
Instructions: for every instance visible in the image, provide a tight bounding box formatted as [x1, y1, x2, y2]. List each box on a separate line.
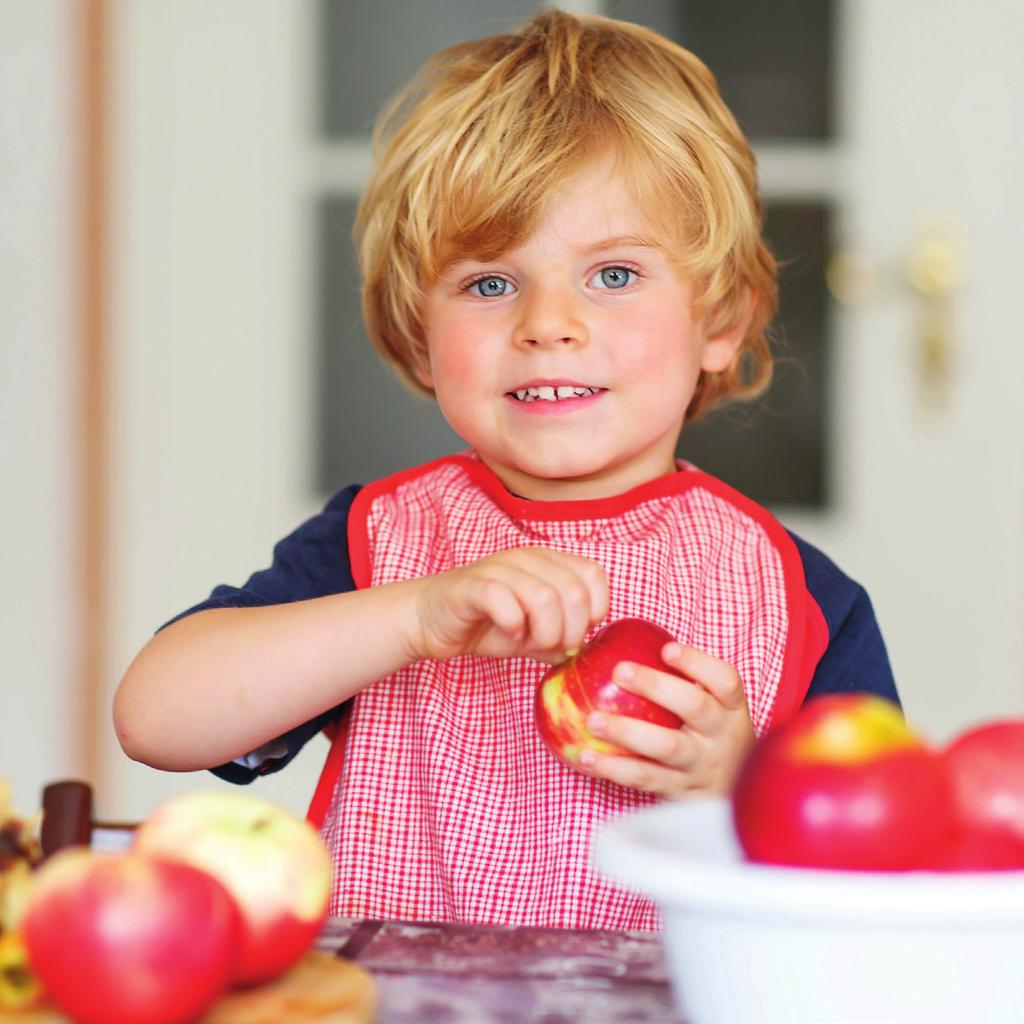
[478, 453, 680, 503]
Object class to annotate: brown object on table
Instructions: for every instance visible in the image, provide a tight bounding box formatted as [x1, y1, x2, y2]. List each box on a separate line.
[39, 782, 92, 858]
[199, 953, 375, 1024]
[1, 953, 375, 1024]
[39, 781, 136, 859]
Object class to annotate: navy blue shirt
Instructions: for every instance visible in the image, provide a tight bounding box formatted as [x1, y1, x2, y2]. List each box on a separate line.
[166, 484, 899, 784]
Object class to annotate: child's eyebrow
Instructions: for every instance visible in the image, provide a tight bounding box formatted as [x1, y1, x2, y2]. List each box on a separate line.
[445, 235, 662, 272]
[575, 234, 663, 254]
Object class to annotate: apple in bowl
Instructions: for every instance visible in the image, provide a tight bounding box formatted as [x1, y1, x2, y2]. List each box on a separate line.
[536, 617, 684, 770]
[933, 718, 1024, 870]
[133, 790, 332, 986]
[732, 694, 956, 870]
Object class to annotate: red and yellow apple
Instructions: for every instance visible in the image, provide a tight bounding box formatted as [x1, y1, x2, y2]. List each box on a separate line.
[21, 848, 240, 1024]
[536, 617, 684, 769]
[133, 790, 332, 986]
[934, 718, 1024, 870]
[732, 694, 955, 870]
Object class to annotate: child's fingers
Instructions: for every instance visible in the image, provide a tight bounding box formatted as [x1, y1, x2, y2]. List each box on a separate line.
[481, 562, 593, 652]
[514, 549, 609, 638]
[472, 565, 566, 650]
[473, 579, 527, 640]
[579, 750, 697, 800]
[660, 643, 747, 712]
[513, 569, 570, 651]
[610, 662, 721, 735]
[558, 552, 610, 628]
[586, 711, 696, 770]
[491, 551, 605, 652]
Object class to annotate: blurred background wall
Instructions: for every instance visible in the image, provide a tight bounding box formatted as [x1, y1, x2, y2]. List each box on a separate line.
[3, 0, 1022, 821]
[2, 1, 78, 815]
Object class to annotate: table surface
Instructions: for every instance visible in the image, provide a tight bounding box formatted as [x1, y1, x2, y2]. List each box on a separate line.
[316, 918, 683, 1024]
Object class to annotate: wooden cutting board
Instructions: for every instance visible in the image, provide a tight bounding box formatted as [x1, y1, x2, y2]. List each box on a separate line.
[0, 952, 375, 1023]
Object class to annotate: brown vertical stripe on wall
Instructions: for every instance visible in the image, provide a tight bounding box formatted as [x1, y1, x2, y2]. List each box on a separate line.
[79, 0, 108, 791]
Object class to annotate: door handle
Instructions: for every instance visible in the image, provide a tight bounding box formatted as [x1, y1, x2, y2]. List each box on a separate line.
[826, 214, 968, 412]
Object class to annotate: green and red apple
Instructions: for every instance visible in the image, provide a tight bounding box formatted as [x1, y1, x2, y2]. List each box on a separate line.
[133, 790, 332, 986]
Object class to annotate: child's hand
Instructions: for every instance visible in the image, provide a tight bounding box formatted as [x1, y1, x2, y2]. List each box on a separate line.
[578, 643, 755, 799]
[408, 547, 609, 664]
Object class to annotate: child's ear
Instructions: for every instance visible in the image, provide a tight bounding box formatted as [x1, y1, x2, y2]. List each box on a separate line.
[699, 288, 756, 374]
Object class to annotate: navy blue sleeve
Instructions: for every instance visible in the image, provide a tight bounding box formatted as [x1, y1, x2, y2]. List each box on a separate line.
[162, 484, 363, 784]
[788, 531, 901, 707]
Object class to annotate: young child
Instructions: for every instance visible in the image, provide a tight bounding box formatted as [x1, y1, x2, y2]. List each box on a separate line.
[114, 10, 898, 930]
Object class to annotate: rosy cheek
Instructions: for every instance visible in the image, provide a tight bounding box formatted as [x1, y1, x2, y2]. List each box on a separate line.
[614, 314, 698, 375]
[421, 300, 484, 386]
[431, 347, 485, 394]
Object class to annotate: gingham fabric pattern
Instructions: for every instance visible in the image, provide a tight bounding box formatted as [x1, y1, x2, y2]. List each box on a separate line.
[321, 455, 790, 929]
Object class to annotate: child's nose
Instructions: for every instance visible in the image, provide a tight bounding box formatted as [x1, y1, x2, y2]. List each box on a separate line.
[513, 286, 589, 349]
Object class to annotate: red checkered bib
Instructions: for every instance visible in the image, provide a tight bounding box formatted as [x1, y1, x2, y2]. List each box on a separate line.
[309, 453, 825, 928]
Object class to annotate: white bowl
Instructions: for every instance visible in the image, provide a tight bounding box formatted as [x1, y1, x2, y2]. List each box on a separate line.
[593, 797, 1024, 1024]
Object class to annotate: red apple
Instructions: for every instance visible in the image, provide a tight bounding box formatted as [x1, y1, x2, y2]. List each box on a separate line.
[536, 618, 684, 769]
[133, 790, 332, 986]
[923, 825, 1024, 871]
[938, 718, 1024, 869]
[21, 848, 240, 1024]
[732, 694, 955, 870]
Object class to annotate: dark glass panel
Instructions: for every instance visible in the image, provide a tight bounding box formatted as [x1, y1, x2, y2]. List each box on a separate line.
[608, 0, 835, 139]
[676, 202, 832, 507]
[320, 0, 541, 138]
[315, 197, 463, 490]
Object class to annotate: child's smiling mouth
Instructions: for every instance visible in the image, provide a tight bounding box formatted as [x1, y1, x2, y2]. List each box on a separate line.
[505, 381, 608, 406]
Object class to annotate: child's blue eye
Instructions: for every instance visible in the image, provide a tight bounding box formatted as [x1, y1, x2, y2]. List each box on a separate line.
[469, 276, 514, 297]
[590, 266, 636, 289]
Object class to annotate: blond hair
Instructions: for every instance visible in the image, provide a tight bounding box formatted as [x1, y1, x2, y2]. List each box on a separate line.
[355, 8, 777, 421]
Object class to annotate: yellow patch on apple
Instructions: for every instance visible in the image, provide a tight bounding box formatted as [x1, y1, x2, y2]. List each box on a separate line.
[788, 695, 923, 764]
[540, 672, 619, 763]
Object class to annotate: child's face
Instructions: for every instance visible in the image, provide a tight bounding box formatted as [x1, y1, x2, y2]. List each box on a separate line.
[418, 152, 746, 501]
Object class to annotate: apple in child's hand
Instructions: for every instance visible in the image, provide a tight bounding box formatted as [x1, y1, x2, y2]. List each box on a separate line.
[732, 694, 955, 870]
[21, 848, 241, 1024]
[931, 718, 1024, 870]
[536, 617, 684, 769]
[133, 790, 332, 986]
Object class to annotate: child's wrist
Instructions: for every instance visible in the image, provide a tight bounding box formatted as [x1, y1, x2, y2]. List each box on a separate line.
[392, 577, 429, 665]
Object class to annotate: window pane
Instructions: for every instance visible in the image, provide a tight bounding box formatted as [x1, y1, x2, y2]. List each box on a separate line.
[315, 197, 463, 490]
[676, 202, 832, 507]
[320, 0, 541, 138]
[609, 0, 835, 139]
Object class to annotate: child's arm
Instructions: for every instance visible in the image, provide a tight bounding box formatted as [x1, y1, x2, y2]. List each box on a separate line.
[575, 643, 756, 799]
[114, 546, 608, 772]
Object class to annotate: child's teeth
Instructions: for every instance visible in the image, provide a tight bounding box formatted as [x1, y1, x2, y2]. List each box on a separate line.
[512, 385, 600, 401]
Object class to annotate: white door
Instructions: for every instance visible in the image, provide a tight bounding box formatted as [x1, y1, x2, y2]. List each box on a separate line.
[783, 0, 1024, 740]
[101, 0, 1023, 821]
